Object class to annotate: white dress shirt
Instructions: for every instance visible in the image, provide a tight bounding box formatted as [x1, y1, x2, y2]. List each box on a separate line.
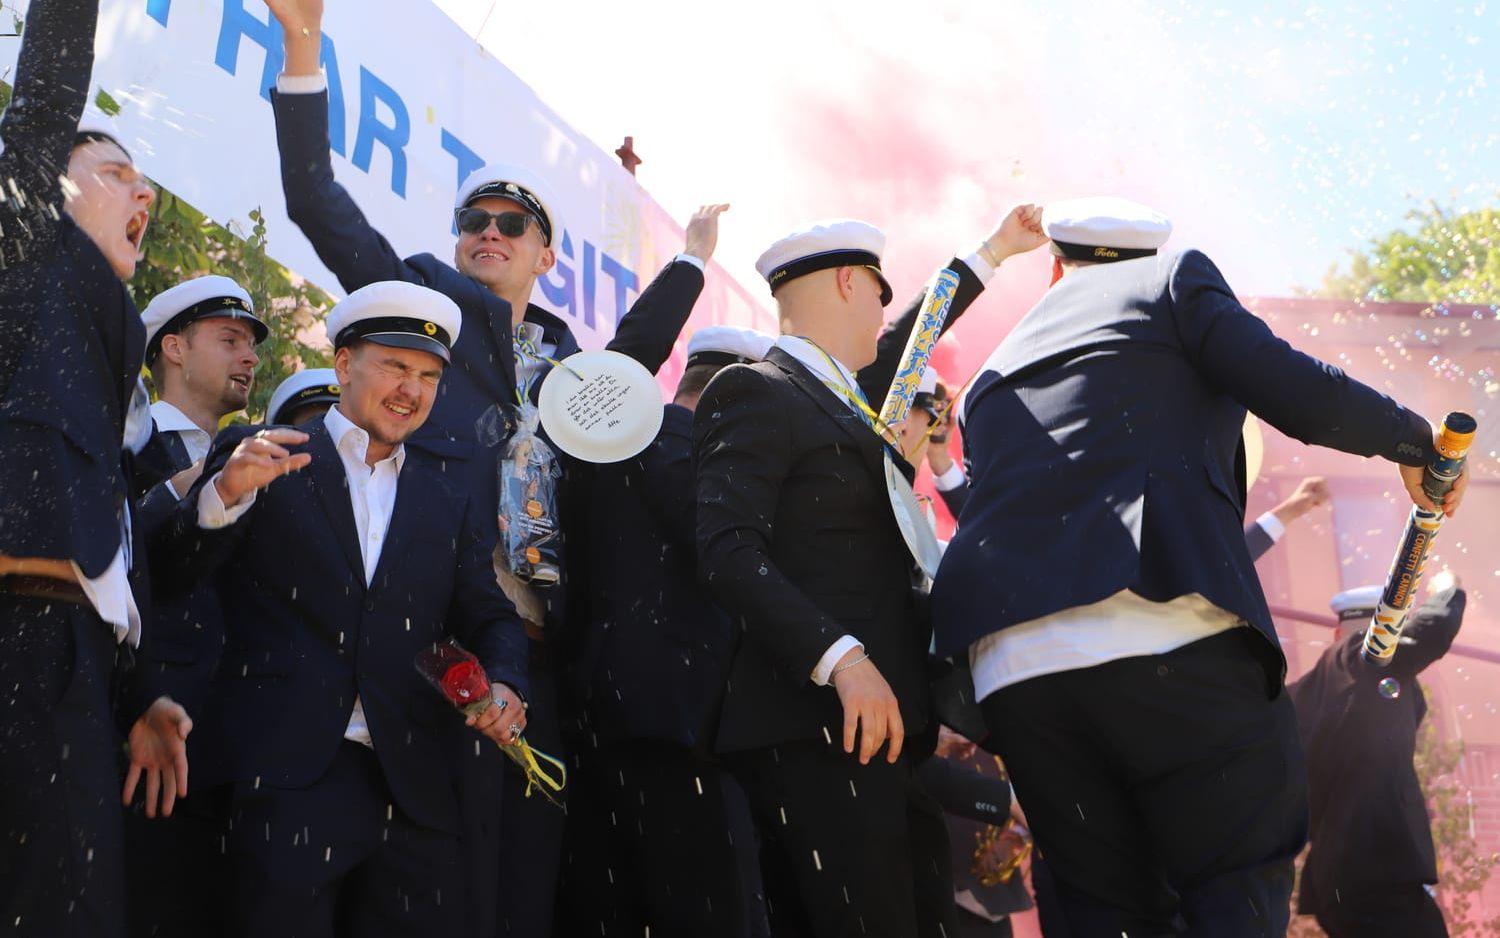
[149, 400, 214, 501]
[969, 591, 1245, 701]
[198, 406, 404, 748]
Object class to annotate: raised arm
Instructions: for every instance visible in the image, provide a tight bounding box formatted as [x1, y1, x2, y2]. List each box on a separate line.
[1168, 250, 1446, 511]
[694, 366, 841, 678]
[857, 204, 1046, 403]
[604, 205, 723, 372]
[0, 0, 100, 274]
[263, 0, 416, 291]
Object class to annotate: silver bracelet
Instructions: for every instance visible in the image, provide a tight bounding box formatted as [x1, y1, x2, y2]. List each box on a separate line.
[830, 653, 870, 680]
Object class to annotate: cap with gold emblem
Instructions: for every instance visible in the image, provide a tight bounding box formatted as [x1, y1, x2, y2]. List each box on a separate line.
[324, 281, 463, 364]
[266, 368, 341, 425]
[141, 274, 268, 364]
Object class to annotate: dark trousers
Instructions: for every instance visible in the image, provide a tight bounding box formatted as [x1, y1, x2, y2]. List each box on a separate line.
[729, 740, 958, 938]
[494, 638, 567, 938]
[0, 593, 125, 937]
[1314, 884, 1447, 938]
[124, 788, 229, 938]
[556, 739, 769, 938]
[224, 740, 464, 938]
[981, 628, 1307, 937]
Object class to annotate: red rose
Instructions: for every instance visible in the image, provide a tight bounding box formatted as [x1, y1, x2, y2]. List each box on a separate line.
[440, 660, 491, 710]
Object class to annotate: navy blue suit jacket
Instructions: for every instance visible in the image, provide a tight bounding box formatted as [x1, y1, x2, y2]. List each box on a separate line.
[0, 0, 145, 578]
[150, 422, 528, 832]
[1291, 588, 1465, 907]
[932, 250, 1434, 672]
[270, 88, 704, 543]
[574, 404, 731, 747]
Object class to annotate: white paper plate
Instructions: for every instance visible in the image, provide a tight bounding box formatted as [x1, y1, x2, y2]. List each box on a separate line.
[538, 350, 664, 463]
[884, 452, 944, 579]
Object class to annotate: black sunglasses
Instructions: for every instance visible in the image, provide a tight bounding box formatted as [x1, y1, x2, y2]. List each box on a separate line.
[454, 207, 538, 238]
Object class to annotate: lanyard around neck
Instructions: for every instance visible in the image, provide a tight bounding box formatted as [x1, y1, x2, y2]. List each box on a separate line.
[798, 338, 896, 442]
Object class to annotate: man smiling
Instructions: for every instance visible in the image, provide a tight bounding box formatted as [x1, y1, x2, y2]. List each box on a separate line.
[149, 281, 530, 937]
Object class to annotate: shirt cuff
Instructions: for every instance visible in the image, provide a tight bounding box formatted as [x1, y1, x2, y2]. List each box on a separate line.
[674, 253, 705, 272]
[932, 462, 967, 492]
[197, 472, 257, 529]
[1256, 511, 1287, 543]
[276, 72, 329, 95]
[959, 251, 998, 285]
[811, 635, 864, 686]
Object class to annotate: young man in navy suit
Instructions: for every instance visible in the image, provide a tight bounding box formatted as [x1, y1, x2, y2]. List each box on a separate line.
[260, 2, 724, 926]
[148, 282, 530, 937]
[0, 1, 166, 932]
[932, 197, 1468, 937]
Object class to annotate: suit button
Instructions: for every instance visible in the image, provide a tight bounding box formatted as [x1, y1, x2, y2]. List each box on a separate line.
[365, 599, 376, 613]
[1156, 664, 1169, 677]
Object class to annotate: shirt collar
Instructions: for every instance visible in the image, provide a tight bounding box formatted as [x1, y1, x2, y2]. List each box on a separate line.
[324, 405, 406, 471]
[775, 335, 861, 390]
[149, 399, 211, 438]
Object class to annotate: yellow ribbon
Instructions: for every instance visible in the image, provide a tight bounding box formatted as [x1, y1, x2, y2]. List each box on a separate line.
[801, 339, 898, 443]
[496, 737, 568, 807]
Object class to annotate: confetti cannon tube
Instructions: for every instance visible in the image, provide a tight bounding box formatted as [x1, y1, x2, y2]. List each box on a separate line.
[877, 268, 963, 432]
[1361, 412, 1478, 664]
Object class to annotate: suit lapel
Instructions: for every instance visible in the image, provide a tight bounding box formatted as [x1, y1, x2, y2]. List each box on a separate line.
[767, 347, 891, 485]
[305, 424, 366, 580]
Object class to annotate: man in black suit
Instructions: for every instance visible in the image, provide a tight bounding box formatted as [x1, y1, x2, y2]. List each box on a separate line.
[932, 197, 1467, 936]
[695, 208, 1047, 937]
[558, 325, 776, 938]
[1291, 578, 1465, 938]
[120, 274, 268, 937]
[260, 4, 720, 927]
[0, 1, 162, 932]
[149, 281, 530, 937]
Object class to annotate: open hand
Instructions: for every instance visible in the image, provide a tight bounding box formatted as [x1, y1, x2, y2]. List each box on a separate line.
[831, 649, 904, 765]
[683, 204, 730, 264]
[123, 696, 192, 819]
[214, 428, 312, 507]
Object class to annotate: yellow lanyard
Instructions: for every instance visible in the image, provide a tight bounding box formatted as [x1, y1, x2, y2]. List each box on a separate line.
[901, 367, 978, 462]
[800, 339, 897, 443]
[496, 737, 568, 807]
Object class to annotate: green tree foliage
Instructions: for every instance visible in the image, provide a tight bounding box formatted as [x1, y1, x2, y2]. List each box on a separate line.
[1318, 203, 1500, 304]
[129, 194, 334, 421]
[0, 77, 334, 421]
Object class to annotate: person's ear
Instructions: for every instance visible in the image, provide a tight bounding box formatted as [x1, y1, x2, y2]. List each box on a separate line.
[836, 266, 857, 302]
[533, 244, 557, 277]
[159, 332, 187, 367]
[333, 346, 354, 385]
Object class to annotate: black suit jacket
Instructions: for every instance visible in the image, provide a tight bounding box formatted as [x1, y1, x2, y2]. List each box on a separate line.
[933, 250, 1435, 675]
[118, 425, 228, 727]
[271, 88, 703, 545]
[1290, 588, 1465, 908]
[0, 0, 145, 578]
[693, 260, 986, 752]
[150, 422, 529, 832]
[573, 404, 730, 747]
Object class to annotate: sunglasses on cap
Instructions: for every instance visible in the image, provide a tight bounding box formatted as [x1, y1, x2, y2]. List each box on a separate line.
[454, 207, 540, 238]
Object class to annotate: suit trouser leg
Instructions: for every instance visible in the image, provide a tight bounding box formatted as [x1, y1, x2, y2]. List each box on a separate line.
[1314, 884, 1448, 938]
[0, 594, 125, 938]
[730, 741, 935, 938]
[124, 788, 231, 937]
[495, 639, 566, 938]
[225, 740, 464, 938]
[981, 628, 1307, 938]
[560, 740, 768, 938]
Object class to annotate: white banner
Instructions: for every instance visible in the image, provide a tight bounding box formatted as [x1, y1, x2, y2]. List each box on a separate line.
[0, 0, 773, 387]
